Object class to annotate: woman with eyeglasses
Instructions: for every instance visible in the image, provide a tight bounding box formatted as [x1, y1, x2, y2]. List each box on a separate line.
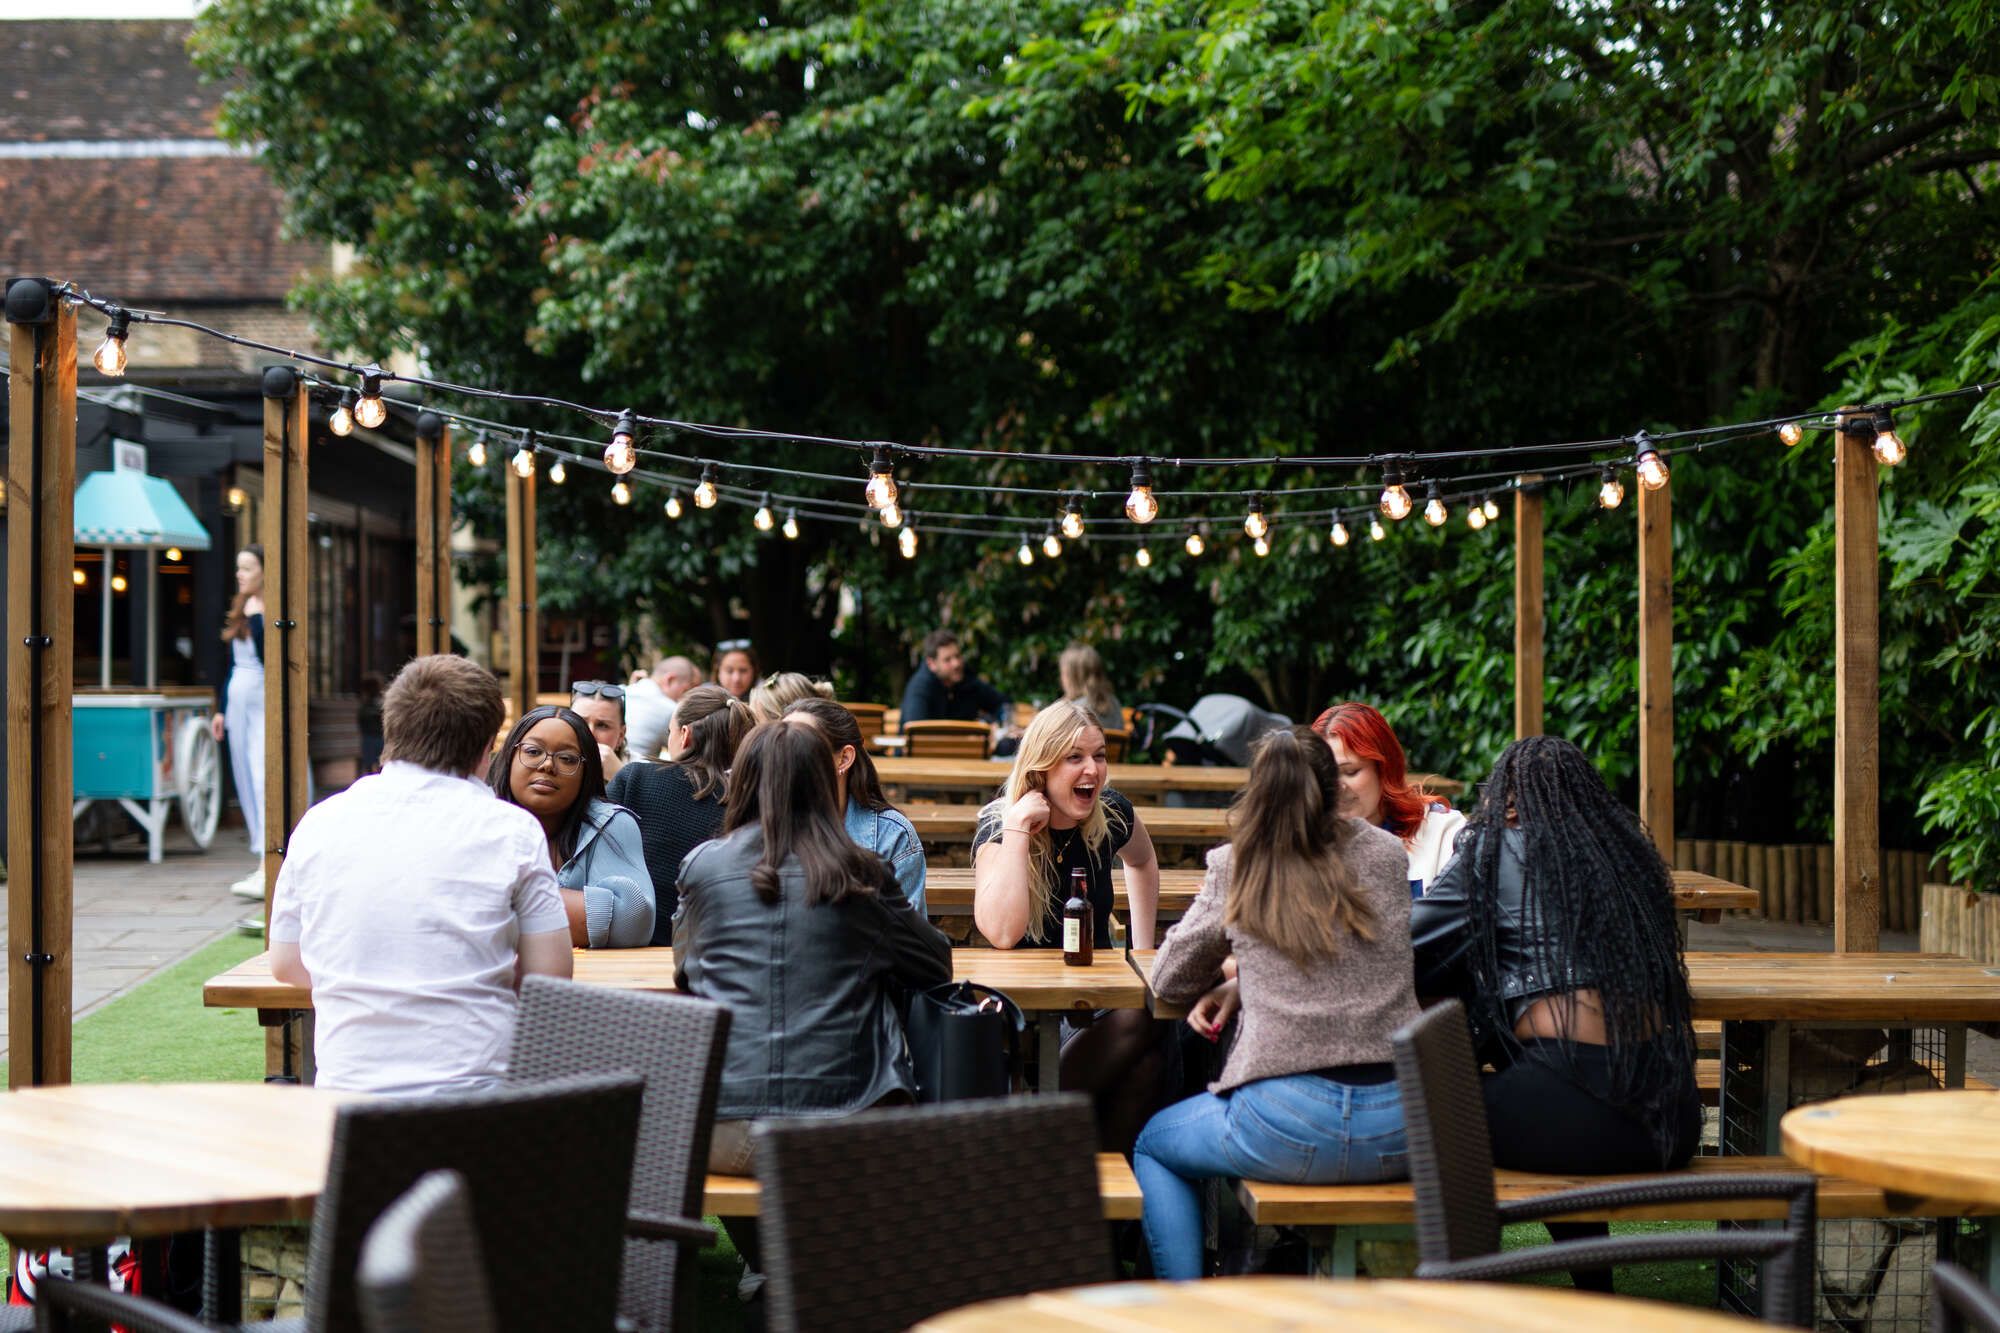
[569, 680, 629, 780]
[487, 705, 656, 948]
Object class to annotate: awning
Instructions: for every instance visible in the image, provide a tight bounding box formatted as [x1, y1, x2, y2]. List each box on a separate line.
[73, 470, 213, 551]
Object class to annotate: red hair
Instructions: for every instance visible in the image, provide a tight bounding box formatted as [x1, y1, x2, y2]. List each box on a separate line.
[1310, 701, 1447, 843]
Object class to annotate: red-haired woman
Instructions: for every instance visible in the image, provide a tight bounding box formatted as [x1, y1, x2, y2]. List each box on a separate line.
[1312, 701, 1466, 896]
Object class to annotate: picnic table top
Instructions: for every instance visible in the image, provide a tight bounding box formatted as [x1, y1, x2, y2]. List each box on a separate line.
[1783, 1090, 2000, 1207]
[875, 757, 1249, 795]
[205, 946, 1149, 1014]
[903, 803, 1229, 841]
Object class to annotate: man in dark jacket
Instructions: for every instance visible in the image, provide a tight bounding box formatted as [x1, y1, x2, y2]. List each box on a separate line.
[900, 629, 1009, 726]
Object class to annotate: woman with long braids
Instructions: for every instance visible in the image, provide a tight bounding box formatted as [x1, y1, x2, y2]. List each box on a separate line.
[1411, 736, 1700, 1285]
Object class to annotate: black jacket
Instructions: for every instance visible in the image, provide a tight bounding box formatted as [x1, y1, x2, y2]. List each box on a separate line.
[673, 823, 953, 1120]
[899, 662, 1007, 725]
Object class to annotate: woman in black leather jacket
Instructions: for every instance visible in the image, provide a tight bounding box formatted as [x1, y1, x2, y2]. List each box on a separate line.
[1411, 736, 1701, 1182]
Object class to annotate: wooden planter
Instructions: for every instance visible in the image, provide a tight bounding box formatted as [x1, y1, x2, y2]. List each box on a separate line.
[1920, 882, 2000, 964]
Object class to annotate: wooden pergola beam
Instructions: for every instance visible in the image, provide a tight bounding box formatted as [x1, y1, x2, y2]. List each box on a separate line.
[1834, 409, 1881, 951]
[1514, 475, 1544, 739]
[505, 458, 538, 720]
[1637, 469, 1674, 858]
[6, 278, 76, 1088]
[414, 413, 453, 657]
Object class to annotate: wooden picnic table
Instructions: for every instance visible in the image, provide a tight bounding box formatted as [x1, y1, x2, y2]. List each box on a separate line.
[875, 757, 1248, 799]
[905, 803, 1230, 847]
[912, 1277, 1752, 1332]
[1782, 1090, 2000, 1209]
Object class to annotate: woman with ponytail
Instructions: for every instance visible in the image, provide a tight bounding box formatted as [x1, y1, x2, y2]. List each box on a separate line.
[1133, 725, 1420, 1280]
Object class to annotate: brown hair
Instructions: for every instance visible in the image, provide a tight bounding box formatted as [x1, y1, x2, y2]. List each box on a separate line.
[381, 655, 506, 777]
[1058, 642, 1117, 721]
[723, 720, 896, 906]
[1225, 724, 1375, 968]
[672, 684, 752, 801]
[783, 696, 891, 812]
[221, 544, 264, 642]
[920, 628, 959, 662]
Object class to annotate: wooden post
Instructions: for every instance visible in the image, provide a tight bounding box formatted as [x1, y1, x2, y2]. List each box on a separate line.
[504, 458, 538, 721]
[1834, 409, 1881, 951]
[1637, 467, 1674, 859]
[1513, 476, 1544, 738]
[6, 279, 76, 1088]
[260, 370, 311, 901]
[413, 413, 453, 657]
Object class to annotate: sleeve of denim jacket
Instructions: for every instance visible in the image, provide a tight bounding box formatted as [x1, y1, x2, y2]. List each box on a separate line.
[885, 812, 928, 918]
[571, 805, 658, 949]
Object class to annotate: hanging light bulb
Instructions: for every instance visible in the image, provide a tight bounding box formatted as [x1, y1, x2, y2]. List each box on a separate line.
[467, 433, 488, 468]
[1042, 525, 1063, 559]
[329, 388, 357, 437]
[782, 509, 800, 540]
[1135, 543, 1152, 568]
[664, 491, 685, 520]
[1467, 504, 1488, 531]
[165, 547, 183, 562]
[353, 369, 387, 429]
[72, 567, 86, 587]
[880, 500, 904, 529]
[92, 308, 130, 376]
[1870, 412, 1906, 467]
[898, 524, 919, 559]
[1379, 467, 1413, 522]
[1184, 525, 1205, 558]
[1124, 462, 1159, 524]
[111, 573, 129, 594]
[1369, 517, 1387, 542]
[694, 463, 720, 509]
[1243, 495, 1269, 540]
[1016, 534, 1036, 566]
[864, 447, 898, 509]
[604, 409, 639, 475]
[549, 458, 568, 485]
[754, 494, 776, 531]
[1252, 534, 1271, 558]
[1777, 420, 1804, 448]
[1422, 482, 1448, 527]
[1060, 494, 1086, 540]
[1633, 434, 1670, 490]
[510, 443, 535, 478]
[1482, 494, 1500, 521]
[1330, 518, 1350, 547]
[1598, 464, 1625, 509]
[610, 480, 632, 505]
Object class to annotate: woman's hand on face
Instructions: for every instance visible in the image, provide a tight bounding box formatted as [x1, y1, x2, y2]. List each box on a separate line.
[1004, 789, 1051, 835]
[210, 711, 226, 742]
[1187, 978, 1240, 1042]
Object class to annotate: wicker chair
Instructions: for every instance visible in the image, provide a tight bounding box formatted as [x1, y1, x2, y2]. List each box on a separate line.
[1935, 1263, 2000, 1333]
[356, 1171, 497, 1333]
[504, 976, 730, 1333]
[751, 1095, 1109, 1333]
[1392, 1001, 1816, 1326]
[899, 720, 991, 759]
[37, 1073, 643, 1333]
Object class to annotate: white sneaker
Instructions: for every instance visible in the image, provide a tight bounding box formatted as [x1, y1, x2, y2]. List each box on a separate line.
[229, 870, 266, 901]
[236, 914, 265, 936]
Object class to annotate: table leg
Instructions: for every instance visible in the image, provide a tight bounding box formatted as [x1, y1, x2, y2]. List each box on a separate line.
[1037, 1013, 1061, 1094]
[204, 1228, 241, 1324]
[1946, 1023, 1967, 1089]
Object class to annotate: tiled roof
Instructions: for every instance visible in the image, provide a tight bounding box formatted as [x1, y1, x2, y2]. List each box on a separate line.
[0, 21, 219, 143]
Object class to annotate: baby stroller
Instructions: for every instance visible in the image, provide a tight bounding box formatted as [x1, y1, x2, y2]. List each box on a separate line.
[1130, 694, 1292, 804]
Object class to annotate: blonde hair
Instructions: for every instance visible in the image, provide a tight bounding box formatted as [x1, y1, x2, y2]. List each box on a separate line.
[980, 699, 1124, 942]
[1226, 725, 1373, 967]
[748, 671, 834, 724]
[1057, 643, 1118, 722]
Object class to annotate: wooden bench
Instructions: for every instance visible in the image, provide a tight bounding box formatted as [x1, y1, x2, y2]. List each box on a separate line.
[700, 1152, 1141, 1221]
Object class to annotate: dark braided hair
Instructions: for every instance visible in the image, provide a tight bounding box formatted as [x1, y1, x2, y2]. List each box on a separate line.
[1459, 736, 1695, 1163]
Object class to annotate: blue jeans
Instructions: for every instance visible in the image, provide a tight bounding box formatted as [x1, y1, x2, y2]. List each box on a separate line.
[1133, 1073, 1408, 1279]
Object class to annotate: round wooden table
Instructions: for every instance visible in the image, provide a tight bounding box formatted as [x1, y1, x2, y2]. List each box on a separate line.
[911, 1277, 1754, 1330]
[0, 1081, 362, 1247]
[1782, 1088, 2000, 1208]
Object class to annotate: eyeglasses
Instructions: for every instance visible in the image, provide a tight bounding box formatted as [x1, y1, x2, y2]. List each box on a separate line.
[716, 638, 753, 653]
[570, 680, 626, 702]
[513, 741, 584, 774]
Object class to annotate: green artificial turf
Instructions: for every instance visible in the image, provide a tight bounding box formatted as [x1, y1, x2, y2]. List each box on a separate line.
[1504, 1220, 1721, 1307]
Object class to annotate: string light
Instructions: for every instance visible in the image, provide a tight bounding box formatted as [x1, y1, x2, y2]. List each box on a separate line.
[510, 439, 535, 478]
[111, 573, 128, 594]
[1330, 518, 1350, 547]
[1017, 534, 1036, 566]
[1042, 525, 1063, 559]
[1634, 434, 1670, 491]
[467, 433, 488, 467]
[1870, 411, 1907, 466]
[1135, 543, 1152, 568]
[611, 480, 631, 505]
[880, 499, 903, 528]
[665, 491, 685, 519]
[1778, 420, 1804, 448]
[754, 494, 776, 530]
[604, 409, 638, 475]
[782, 509, 800, 540]
[899, 524, 919, 559]
[225, 485, 248, 512]
[1379, 466, 1412, 522]
[1482, 494, 1500, 521]
[1060, 494, 1086, 540]
[694, 463, 720, 509]
[1125, 463, 1159, 524]
[549, 458, 567, 484]
[165, 547, 183, 562]
[865, 447, 898, 509]
[1369, 518, 1386, 542]
[329, 388, 357, 437]
[1252, 534, 1271, 557]
[1597, 464, 1625, 509]
[1184, 524, 1205, 557]
[1244, 494, 1269, 540]
[72, 568, 86, 586]
[354, 370, 387, 429]
[1466, 504, 1487, 531]
[91, 308, 130, 376]
[1422, 482, 1448, 527]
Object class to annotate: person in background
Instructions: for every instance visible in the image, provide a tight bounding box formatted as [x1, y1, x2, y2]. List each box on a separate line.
[216, 545, 268, 902]
[625, 654, 701, 763]
[782, 697, 928, 916]
[1312, 701, 1466, 896]
[570, 680, 629, 781]
[1411, 735, 1701, 1290]
[269, 655, 572, 1094]
[1058, 642, 1125, 734]
[973, 700, 1164, 1150]
[488, 705, 655, 948]
[748, 671, 835, 724]
[715, 640, 759, 701]
[900, 629, 1009, 728]
[606, 685, 753, 938]
[1135, 726, 1417, 1279]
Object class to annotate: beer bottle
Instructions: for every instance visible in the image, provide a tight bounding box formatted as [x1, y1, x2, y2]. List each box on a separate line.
[1063, 865, 1093, 966]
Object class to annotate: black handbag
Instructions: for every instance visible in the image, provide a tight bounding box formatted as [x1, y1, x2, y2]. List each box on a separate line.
[905, 981, 1025, 1103]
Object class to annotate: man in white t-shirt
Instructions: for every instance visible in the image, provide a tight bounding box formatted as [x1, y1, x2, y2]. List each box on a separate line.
[269, 654, 573, 1095]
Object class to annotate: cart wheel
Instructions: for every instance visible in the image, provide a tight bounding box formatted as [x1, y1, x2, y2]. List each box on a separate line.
[175, 714, 223, 850]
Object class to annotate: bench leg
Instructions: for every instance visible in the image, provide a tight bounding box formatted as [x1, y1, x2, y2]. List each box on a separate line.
[1307, 1224, 1410, 1279]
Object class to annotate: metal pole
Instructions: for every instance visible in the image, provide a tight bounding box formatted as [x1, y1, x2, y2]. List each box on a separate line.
[100, 545, 112, 689]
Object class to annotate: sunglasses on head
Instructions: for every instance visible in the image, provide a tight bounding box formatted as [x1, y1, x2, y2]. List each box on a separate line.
[716, 639, 753, 654]
[571, 680, 626, 701]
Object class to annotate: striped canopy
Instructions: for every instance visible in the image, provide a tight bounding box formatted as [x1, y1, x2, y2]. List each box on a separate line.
[72, 469, 213, 551]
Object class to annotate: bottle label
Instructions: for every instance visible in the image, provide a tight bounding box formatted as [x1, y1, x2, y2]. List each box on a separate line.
[1063, 917, 1080, 954]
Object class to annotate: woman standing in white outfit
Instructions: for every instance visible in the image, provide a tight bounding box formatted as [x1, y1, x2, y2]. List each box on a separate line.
[213, 546, 266, 898]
